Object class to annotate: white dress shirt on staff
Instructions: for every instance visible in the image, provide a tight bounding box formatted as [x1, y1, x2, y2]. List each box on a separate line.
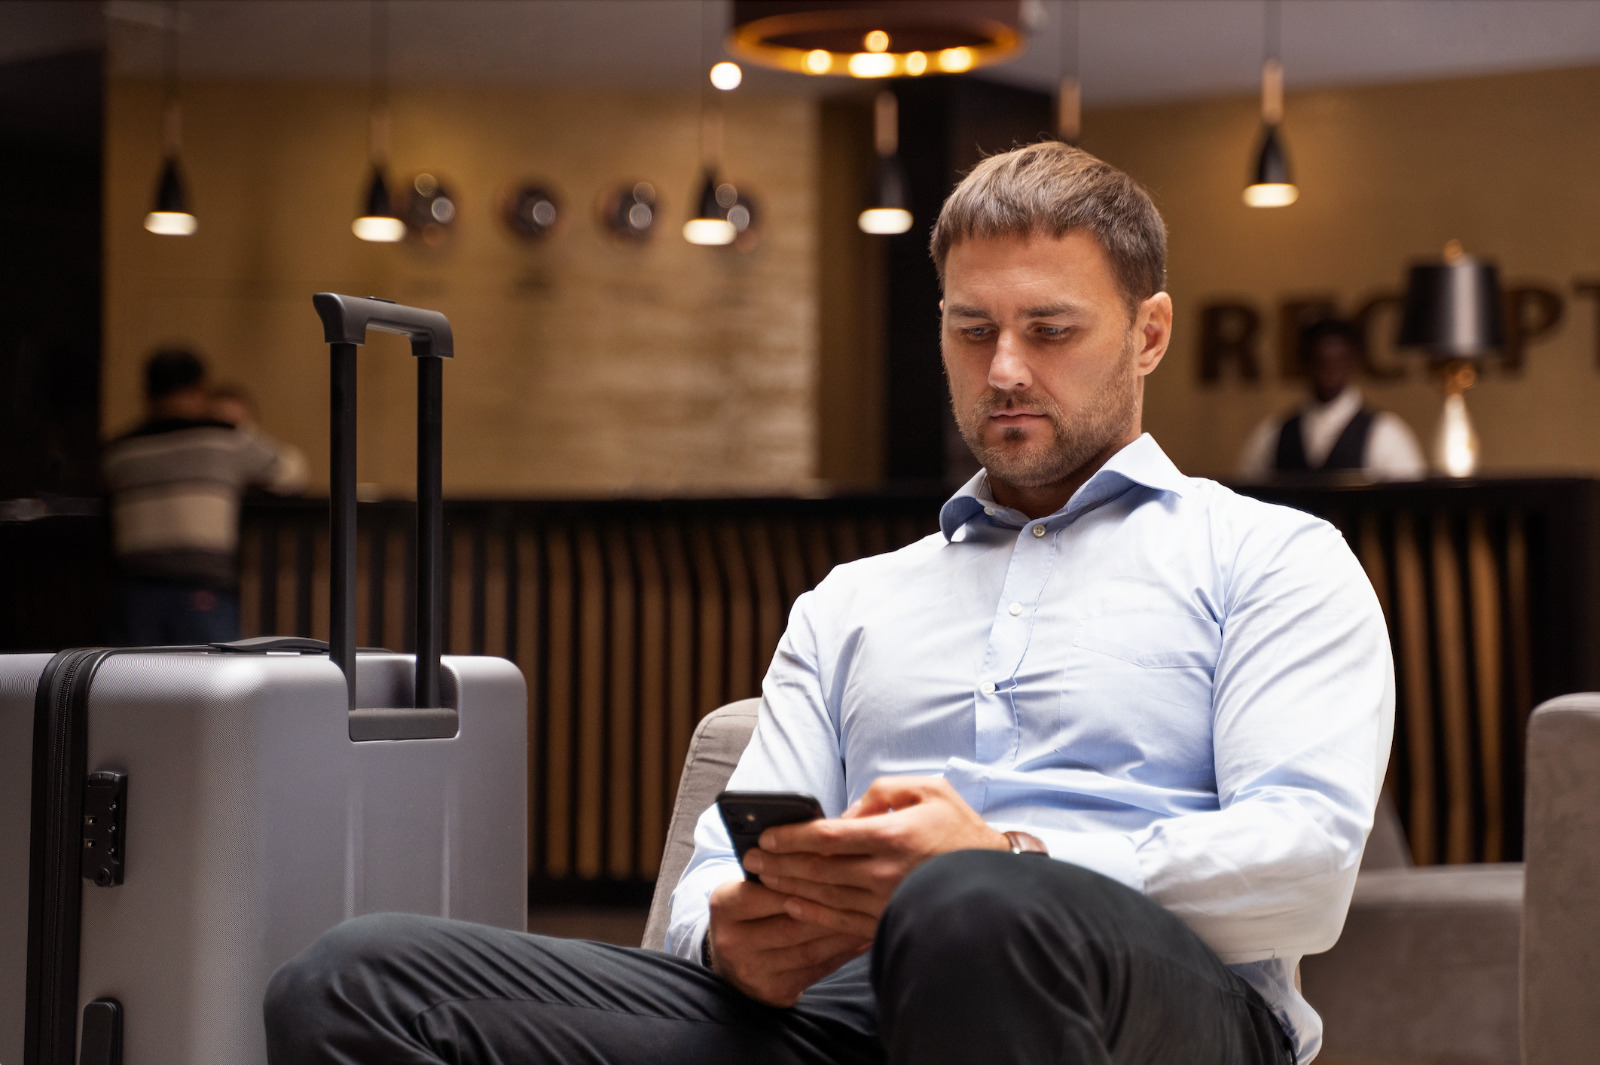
[1236, 385, 1427, 480]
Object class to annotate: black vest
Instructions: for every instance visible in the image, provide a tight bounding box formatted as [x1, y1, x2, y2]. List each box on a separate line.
[1274, 408, 1375, 472]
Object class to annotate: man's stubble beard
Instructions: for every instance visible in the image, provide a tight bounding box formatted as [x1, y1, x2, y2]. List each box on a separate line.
[951, 334, 1141, 491]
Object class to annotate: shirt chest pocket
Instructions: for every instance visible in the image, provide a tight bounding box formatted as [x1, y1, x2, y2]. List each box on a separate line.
[1054, 611, 1222, 778]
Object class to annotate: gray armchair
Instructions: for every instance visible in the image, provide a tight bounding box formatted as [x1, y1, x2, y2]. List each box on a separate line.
[643, 699, 759, 953]
[643, 696, 1600, 1065]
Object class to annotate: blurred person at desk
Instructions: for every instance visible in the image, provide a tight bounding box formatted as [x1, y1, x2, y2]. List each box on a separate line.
[103, 348, 306, 644]
[1236, 318, 1426, 481]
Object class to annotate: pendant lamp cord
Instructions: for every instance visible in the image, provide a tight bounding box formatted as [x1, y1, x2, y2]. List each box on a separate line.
[369, 0, 390, 164]
[1057, 0, 1080, 143]
[697, 0, 723, 170]
[1261, 0, 1283, 126]
[162, 0, 181, 155]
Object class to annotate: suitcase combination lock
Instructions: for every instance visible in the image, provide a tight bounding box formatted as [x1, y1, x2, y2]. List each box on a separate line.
[82, 770, 128, 887]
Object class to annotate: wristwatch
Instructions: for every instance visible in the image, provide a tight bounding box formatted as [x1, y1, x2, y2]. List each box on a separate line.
[1003, 830, 1048, 856]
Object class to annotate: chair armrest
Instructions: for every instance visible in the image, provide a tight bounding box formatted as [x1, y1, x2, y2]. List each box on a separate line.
[1523, 693, 1600, 1065]
[640, 699, 760, 952]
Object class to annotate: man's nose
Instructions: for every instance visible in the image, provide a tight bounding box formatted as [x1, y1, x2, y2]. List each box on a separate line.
[987, 332, 1032, 392]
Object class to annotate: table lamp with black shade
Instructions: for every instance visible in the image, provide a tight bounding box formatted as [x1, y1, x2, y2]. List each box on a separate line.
[1397, 241, 1506, 477]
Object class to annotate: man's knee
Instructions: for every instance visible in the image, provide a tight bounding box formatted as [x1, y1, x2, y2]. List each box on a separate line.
[263, 913, 431, 1056]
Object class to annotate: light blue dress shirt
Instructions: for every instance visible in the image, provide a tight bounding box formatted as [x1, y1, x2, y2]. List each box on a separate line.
[667, 434, 1394, 1063]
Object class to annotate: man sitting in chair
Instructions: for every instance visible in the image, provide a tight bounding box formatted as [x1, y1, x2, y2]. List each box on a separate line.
[266, 142, 1392, 1065]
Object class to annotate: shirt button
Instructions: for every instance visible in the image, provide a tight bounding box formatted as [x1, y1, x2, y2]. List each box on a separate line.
[981, 681, 996, 695]
[1008, 602, 1022, 616]
[1032, 524, 1047, 538]
[983, 506, 995, 516]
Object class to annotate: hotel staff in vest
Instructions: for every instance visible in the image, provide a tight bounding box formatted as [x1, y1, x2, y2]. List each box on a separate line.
[1237, 318, 1426, 481]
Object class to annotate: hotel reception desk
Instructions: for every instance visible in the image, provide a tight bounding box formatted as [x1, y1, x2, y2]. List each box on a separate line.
[4, 477, 1596, 900]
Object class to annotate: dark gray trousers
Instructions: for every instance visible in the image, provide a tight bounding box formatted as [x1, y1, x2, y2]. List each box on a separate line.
[264, 850, 1294, 1065]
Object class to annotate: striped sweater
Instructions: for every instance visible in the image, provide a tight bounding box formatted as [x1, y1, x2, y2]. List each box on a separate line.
[102, 418, 306, 589]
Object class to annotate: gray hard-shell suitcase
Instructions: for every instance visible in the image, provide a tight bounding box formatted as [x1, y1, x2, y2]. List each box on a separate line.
[0, 295, 528, 1065]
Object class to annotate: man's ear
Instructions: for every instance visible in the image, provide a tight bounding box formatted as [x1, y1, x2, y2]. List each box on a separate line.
[1134, 292, 1173, 377]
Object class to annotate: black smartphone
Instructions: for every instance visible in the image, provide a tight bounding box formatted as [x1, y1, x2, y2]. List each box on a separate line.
[717, 790, 825, 882]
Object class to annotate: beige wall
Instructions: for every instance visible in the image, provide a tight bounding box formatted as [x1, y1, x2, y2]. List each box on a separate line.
[105, 79, 818, 496]
[1083, 64, 1600, 479]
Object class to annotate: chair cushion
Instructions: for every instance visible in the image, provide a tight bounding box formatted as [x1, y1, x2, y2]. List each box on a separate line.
[1301, 864, 1523, 1065]
[641, 699, 760, 951]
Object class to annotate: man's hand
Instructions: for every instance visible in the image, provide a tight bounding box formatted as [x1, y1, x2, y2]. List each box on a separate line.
[706, 878, 871, 1007]
[744, 776, 1010, 940]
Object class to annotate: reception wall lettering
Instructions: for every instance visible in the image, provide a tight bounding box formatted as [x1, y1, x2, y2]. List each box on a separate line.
[1196, 280, 1590, 384]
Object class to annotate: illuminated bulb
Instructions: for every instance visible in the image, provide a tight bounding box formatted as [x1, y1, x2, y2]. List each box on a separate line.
[144, 210, 197, 236]
[683, 218, 737, 245]
[858, 207, 913, 235]
[710, 61, 742, 91]
[904, 51, 928, 75]
[848, 52, 896, 78]
[864, 30, 890, 53]
[803, 49, 832, 74]
[1242, 183, 1299, 208]
[352, 215, 406, 242]
[938, 47, 973, 73]
[1435, 393, 1479, 477]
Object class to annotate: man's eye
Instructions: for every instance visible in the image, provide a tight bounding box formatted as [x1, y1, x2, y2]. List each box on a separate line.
[1036, 326, 1069, 338]
[961, 327, 993, 340]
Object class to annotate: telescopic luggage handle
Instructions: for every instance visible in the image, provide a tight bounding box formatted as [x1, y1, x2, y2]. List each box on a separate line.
[313, 293, 453, 713]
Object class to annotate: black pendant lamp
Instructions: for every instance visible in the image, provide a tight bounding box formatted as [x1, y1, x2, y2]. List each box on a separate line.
[858, 91, 911, 234]
[684, 1, 738, 246]
[353, 1, 405, 243]
[1243, 1, 1297, 208]
[685, 169, 737, 246]
[144, 3, 197, 236]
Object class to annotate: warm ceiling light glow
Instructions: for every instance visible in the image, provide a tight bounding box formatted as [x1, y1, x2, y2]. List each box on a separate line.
[803, 49, 832, 74]
[710, 61, 743, 90]
[904, 50, 928, 75]
[938, 47, 974, 72]
[144, 211, 197, 236]
[848, 52, 896, 78]
[683, 218, 737, 245]
[352, 215, 407, 242]
[864, 30, 890, 53]
[858, 207, 913, 235]
[1242, 182, 1299, 208]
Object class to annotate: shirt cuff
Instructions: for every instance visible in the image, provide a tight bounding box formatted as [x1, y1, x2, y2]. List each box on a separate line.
[664, 858, 742, 961]
[1021, 827, 1145, 894]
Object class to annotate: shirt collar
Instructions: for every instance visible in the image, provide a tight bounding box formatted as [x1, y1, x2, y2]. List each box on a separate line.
[939, 433, 1189, 540]
[1307, 386, 1363, 423]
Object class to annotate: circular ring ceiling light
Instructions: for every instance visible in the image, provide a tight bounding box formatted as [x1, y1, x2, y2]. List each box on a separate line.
[728, 1, 1024, 79]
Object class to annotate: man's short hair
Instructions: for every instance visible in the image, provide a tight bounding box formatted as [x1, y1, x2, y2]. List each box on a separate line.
[929, 140, 1167, 313]
[1299, 318, 1366, 362]
[145, 347, 206, 401]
